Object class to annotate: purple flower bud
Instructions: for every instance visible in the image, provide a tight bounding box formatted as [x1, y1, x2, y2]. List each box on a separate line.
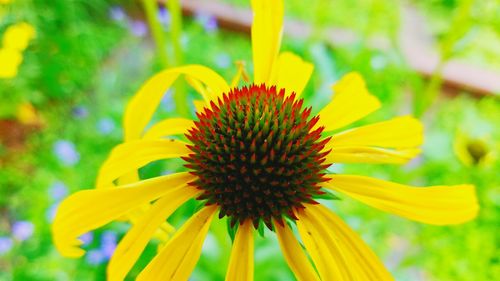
[72, 106, 88, 119]
[130, 20, 148, 37]
[12, 221, 34, 241]
[195, 13, 218, 32]
[0, 237, 13, 255]
[110, 6, 126, 22]
[215, 53, 231, 69]
[48, 181, 68, 201]
[158, 7, 170, 26]
[100, 231, 117, 259]
[86, 249, 105, 265]
[46, 203, 59, 222]
[161, 90, 175, 112]
[97, 118, 115, 135]
[53, 140, 80, 166]
[79, 232, 94, 246]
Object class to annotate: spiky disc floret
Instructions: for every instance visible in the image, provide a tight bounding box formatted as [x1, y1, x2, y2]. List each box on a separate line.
[183, 84, 331, 229]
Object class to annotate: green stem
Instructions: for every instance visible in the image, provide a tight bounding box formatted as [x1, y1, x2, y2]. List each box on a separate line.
[142, 0, 169, 68]
[414, 0, 475, 117]
[167, 0, 189, 116]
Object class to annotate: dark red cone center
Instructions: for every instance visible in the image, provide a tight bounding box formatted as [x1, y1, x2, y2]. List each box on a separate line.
[183, 84, 331, 229]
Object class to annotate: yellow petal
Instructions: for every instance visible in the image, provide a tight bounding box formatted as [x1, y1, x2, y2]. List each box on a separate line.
[322, 175, 479, 225]
[275, 221, 320, 281]
[52, 172, 195, 257]
[96, 139, 191, 188]
[251, 0, 284, 84]
[296, 208, 356, 280]
[302, 204, 394, 280]
[124, 65, 229, 140]
[107, 185, 201, 281]
[225, 220, 254, 281]
[186, 75, 211, 102]
[325, 146, 421, 164]
[143, 118, 193, 139]
[193, 99, 206, 113]
[2, 22, 36, 51]
[316, 72, 381, 132]
[330, 116, 424, 148]
[270, 52, 314, 97]
[0, 48, 22, 78]
[137, 205, 217, 281]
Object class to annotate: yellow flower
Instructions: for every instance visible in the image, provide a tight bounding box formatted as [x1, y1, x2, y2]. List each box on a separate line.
[16, 102, 43, 125]
[2, 22, 36, 51]
[52, 1, 479, 280]
[454, 131, 495, 167]
[0, 47, 22, 78]
[0, 0, 12, 4]
[0, 22, 35, 78]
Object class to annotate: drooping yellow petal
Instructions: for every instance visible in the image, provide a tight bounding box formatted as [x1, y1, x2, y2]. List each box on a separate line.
[315, 72, 381, 132]
[143, 118, 193, 139]
[275, 221, 320, 281]
[52, 172, 195, 257]
[322, 175, 479, 225]
[107, 185, 201, 281]
[124, 65, 230, 140]
[185, 75, 212, 102]
[302, 204, 394, 280]
[96, 139, 191, 188]
[270, 52, 314, 97]
[137, 205, 217, 281]
[325, 146, 421, 164]
[296, 208, 356, 280]
[330, 116, 423, 148]
[225, 220, 254, 281]
[251, 0, 284, 84]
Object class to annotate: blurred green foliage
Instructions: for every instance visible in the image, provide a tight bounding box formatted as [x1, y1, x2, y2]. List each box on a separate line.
[1, 0, 499, 280]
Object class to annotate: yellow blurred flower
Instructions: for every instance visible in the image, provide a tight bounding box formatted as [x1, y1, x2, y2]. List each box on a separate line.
[2, 22, 36, 51]
[16, 102, 43, 125]
[0, 0, 12, 4]
[454, 131, 496, 167]
[0, 22, 35, 78]
[0, 47, 22, 78]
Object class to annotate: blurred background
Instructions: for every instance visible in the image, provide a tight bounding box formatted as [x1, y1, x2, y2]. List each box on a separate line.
[0, 0, 499, 280]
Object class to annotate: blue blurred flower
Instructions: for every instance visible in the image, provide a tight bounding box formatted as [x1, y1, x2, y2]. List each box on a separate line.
[12, 221, 34, 241]
[161, 90, 175, 112]
[161, 169, 173, 176]
[72, 105, 88, 119]
[86, 249, 106, 265]
[0, 237, 13, 255]
[195, 12, 218, 32]
[130, 20, 148, 37]
[100, 231, 117, 259]
[370, 55, 387, 70]
[48, 181, 68, 201]
[158, 6, 170, 27]
[79, 232, 94, 246]
[97, 118, 116, 135]
[53, 140, 80, 166]
[46, 202, 59, 222]
[109, 6, 126, 22]
[214, 53, 231, 69]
